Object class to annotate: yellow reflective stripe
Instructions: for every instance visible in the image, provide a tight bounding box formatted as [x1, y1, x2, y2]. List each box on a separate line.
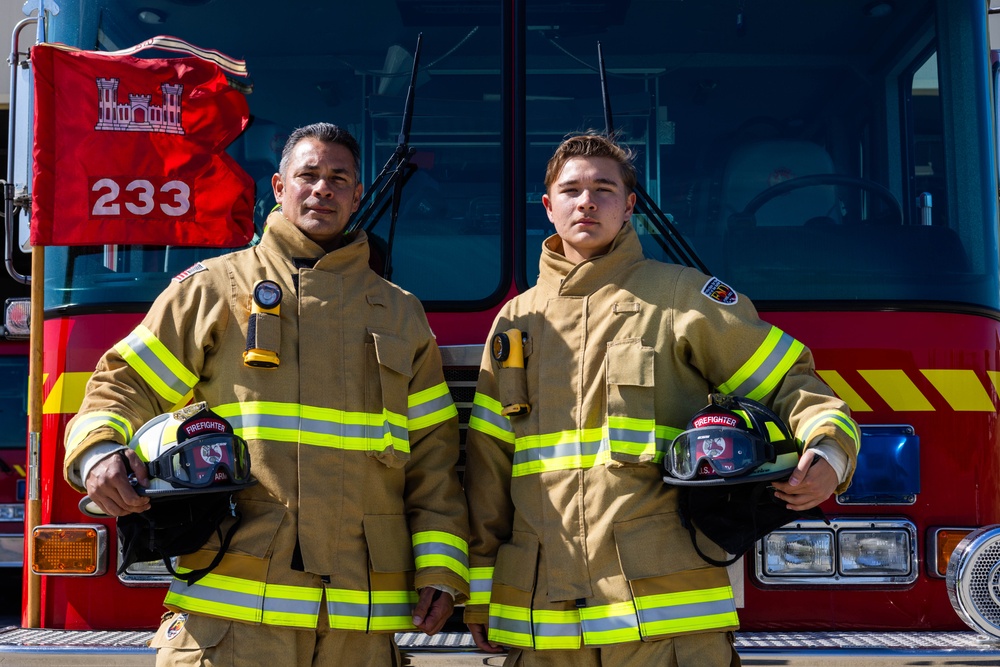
[65, 411, 133, 451]
[412, 530, 470, 582]
[817, 369, 873, 413]
[370, 590, 418, 631]
[42, 371, 91, 415]
[922, 369, 996, 412]
[606, 416, 659, 459]
[469, 567, 493, 606]
[327, 588, 370, 631]
[511, 427, 604, 477]
[261, 582, 323, 628]
[719, 326, 804, 400]
[800, 409, 861, 453]
[489, 602, 533, 647]
[859, 369, 934, 411]
[408, 382, 458, 431]
[469, 393, 515, 443]
[532, 609, 582, 650]
[634, 586, 738, 636]
[214, 401, 410, 454]
[114, 324, 198, 404]
[579, 601, 640, 645]
[164, 568, 267, 624]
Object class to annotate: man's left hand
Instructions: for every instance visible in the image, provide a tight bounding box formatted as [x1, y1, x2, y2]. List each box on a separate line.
[412, 587, 454, 636]
[770, 449, 838, 511]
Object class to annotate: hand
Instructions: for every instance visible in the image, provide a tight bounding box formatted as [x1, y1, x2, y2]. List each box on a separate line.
[770, 449, 838, 512]
[412, 587, 454, 636]
[468, 622, 504, 653]
[84, 448, 151, 516]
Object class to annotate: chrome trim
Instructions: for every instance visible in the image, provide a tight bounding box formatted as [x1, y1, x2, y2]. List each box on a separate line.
[754, 517, 918, 586]
[440, 344, 483, 368]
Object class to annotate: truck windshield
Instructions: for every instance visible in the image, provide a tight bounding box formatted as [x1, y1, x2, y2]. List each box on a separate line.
[40, 1, 998, 312]
[43, 0, 506, 312]
[523, 1, 998, 308]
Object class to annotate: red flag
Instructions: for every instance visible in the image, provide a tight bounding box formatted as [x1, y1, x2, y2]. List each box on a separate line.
[30, 41, 255, 247]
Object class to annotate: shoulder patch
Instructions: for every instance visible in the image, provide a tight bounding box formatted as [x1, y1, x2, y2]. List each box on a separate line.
[172, 263, 207, 283]
[701, 277, 739, 305]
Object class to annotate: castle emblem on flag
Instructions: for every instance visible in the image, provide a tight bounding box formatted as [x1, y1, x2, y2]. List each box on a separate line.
[94, 78, 185, 134]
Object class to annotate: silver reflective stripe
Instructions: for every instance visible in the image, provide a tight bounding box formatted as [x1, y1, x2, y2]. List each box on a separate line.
[606, 426, 655, 447]
[534, 620, 582, 637]
[373, 602, 413, 618]
[471, 578, 492, 595]
[581, 613, 639, 634]
[512, 436, 604, 467]
[225, 411, 408, 444]
[120, 331, 193, 398]
[328, 600, 369, 619]
[491, 614, 532, 638]
[168, 580, 262, 609]
[637, 598, 737, 625]
[413, 541, 468, 566]
[728, 331, 798, 397]
[470, 402, 513, 434]
[263, 596, 323, 617]
[408, 392, 454, 420]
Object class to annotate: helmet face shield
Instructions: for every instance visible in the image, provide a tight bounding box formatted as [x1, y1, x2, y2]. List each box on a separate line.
[667, 427, 774, 481]
[148, 433, 251, 489]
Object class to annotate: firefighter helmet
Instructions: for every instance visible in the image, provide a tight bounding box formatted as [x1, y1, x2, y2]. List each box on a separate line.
[663, 394, 800, 486]
[130, 402, 254, 497]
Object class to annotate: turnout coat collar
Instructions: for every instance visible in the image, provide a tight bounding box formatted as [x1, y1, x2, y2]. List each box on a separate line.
[537, 222, 643, 296]
[259, 210, 372, 274]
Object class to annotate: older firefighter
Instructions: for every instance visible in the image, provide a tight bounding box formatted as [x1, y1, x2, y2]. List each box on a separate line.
[63, 123, 470, 667]
[463, 133, 859, 666]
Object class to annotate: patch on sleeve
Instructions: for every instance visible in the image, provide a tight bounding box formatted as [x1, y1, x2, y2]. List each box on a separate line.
[172, 263, 207, 283]
[701, 277, 739, 305]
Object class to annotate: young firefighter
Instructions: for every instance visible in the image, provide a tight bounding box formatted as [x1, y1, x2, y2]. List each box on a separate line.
[63, 123, 470, 667]
[463, 133, 859, 666]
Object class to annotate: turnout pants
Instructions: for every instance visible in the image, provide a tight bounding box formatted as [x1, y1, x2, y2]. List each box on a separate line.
[504, 631, 741, 667]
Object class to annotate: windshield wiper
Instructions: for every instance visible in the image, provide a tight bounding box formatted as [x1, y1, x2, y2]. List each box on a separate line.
[598, 42, 709, 274]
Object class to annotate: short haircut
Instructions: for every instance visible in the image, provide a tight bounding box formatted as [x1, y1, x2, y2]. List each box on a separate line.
[278, 122, 361, 183]
[544, 132, 637, 194]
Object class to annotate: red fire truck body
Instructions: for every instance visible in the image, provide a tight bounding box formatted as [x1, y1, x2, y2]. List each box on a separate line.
[5, 0, 1000, 663]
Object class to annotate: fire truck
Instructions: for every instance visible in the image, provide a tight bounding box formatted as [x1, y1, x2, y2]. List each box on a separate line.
[5, 0, 1000, 664]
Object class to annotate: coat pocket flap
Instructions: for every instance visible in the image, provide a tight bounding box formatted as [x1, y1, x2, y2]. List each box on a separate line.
[493, 531, 539, 592]
[606, 338, 654, 387]
[150, 612, 232, 650]
[371, 331, 414, 378]
[364, 514, 415, 573]
[614, 512, 706, 580]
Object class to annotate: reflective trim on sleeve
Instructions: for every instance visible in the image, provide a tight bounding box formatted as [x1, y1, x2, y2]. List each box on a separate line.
[469, 393, 515, 443]
[532, 609, 583, 650]
[800, 409, 861, 453]
[488, 602, 533, 648]
[408, 382, 458, 431]
[114, 324, 199, 404]
[719, 326, 805, 401]
[215, 401, 410, 455]
[634, 586, 739, 637]
[65, 411, 134, 452]
[468, 566, 494, 606]
[412, 530, 470, 582]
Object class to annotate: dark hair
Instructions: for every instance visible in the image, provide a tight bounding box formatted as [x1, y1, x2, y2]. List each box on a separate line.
[278, 122, 361, 182]
[544, 132, 637, 194]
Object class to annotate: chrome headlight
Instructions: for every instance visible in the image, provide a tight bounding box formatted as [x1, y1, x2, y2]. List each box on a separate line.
[755, 518, 916, 585]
